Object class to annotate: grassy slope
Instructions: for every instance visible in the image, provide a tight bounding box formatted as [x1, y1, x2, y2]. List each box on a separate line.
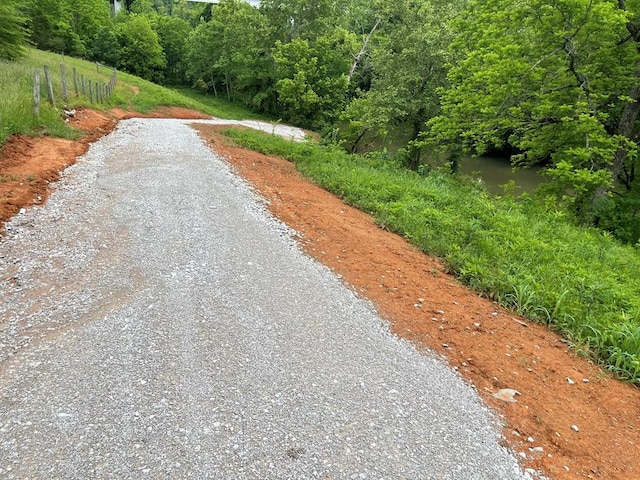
[222, 128, 640, 383]
[0, 49, 266, 146]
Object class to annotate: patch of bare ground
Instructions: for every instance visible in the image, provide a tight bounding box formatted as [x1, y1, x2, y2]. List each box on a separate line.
[193, 124, 640, 480]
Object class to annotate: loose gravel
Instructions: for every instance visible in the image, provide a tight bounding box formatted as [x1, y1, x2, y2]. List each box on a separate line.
[0, 119, 531, 479]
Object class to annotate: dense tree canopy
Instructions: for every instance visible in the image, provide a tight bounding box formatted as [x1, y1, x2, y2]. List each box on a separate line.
[428, 0, 640, 239]
[0, 0, 27, 61]
[115, 14, 166, 83]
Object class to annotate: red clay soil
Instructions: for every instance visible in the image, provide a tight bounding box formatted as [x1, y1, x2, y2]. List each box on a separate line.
[1, 109, 638, 479]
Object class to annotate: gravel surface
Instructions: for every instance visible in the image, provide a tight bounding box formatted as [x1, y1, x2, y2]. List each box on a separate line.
[0, 119, 530, 479]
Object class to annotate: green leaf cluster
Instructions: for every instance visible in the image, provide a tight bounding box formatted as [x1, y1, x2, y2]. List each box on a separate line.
[0, 0, 27, 61]
[429, 0, 640, 239]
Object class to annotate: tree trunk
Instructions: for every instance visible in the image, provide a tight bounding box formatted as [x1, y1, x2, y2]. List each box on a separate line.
[350, 129, 369, 154]
[593, 56, 640, 205]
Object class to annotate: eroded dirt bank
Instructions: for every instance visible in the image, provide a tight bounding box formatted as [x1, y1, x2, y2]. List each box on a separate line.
[0, 109, 638, 479]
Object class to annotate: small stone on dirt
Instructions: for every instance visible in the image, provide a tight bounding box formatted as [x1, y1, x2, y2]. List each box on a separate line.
[492, 388, 521, 403]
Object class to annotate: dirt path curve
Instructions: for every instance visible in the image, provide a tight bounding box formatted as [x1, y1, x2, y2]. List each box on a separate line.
[0, 118, 528, 479]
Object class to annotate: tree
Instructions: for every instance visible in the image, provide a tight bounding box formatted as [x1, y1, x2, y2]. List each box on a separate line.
[26, 0, 85, 55]
[428, 0, 640, 238]
[152, 15, 191, 84]
[129, 0, 155, 14]
[272, 28, 355, 128]
[24, 0, 112, 56]
[116, 14, 166, 82]
[0, 0, 27, 61]
[339, 0, 463, 164]
[185, 0, 272, 106]
[67, 0, 112, 45]
[88, 26, 120, 66]
[169, 0, 211, 26]
[260, 0, 348, 43]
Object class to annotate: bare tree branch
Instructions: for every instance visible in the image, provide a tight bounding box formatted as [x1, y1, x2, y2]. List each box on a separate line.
[347, 18, 381, 84]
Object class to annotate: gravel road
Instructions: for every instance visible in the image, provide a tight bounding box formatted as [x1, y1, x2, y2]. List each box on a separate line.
[0, 119, 530, 479]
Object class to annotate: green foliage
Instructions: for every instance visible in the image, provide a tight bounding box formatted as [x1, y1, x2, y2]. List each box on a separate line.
[151, 15, 190, 84]
[115, 14, 166, 83]
[129, 0, 155, 15]
[25, 0, 111, 57]
[88, 26, 120, 67]
[428, 0, 640, 238]
[223, 127, 640, 383]
[273, 29, 354, 128]
[260, 0, 345, 43]
[339, 0, 462, 160]
[184, 0, 272, 106]
[0, 0, 27, 61]
[67, 0, 112, 43]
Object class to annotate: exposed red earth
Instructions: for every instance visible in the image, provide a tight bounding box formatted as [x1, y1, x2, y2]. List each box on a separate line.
[1, 108, 638, 479]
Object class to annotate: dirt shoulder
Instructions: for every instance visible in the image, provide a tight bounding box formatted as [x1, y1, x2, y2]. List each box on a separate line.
[1, 110, 638, 479]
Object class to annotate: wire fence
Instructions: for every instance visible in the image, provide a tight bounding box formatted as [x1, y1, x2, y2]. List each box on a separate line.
[33, 61, 117, 117]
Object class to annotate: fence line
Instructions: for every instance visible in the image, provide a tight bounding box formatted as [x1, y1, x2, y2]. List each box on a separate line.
[33, 62, 118, 117]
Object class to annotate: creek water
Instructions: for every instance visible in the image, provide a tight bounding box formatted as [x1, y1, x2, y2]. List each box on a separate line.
[460, 155, 544, 195]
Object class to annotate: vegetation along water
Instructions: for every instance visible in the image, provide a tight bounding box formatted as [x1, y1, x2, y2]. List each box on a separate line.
[0, 0, 638, 381]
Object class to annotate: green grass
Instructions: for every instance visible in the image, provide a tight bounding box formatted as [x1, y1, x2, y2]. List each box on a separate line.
[0, 54, 79, 144]
[223, 127, 640, 383]
[0, 48, 268, 146]
[171, 87, 272, 120]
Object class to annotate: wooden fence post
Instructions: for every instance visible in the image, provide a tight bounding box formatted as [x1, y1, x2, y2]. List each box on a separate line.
[88, 80, 94, 104]
[60, 64, 68, 103]
[81, 75, 86, 96]
[43, 65, 54, 105]
[33, 70, 40, 117]
[72, 67, 78, 97]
